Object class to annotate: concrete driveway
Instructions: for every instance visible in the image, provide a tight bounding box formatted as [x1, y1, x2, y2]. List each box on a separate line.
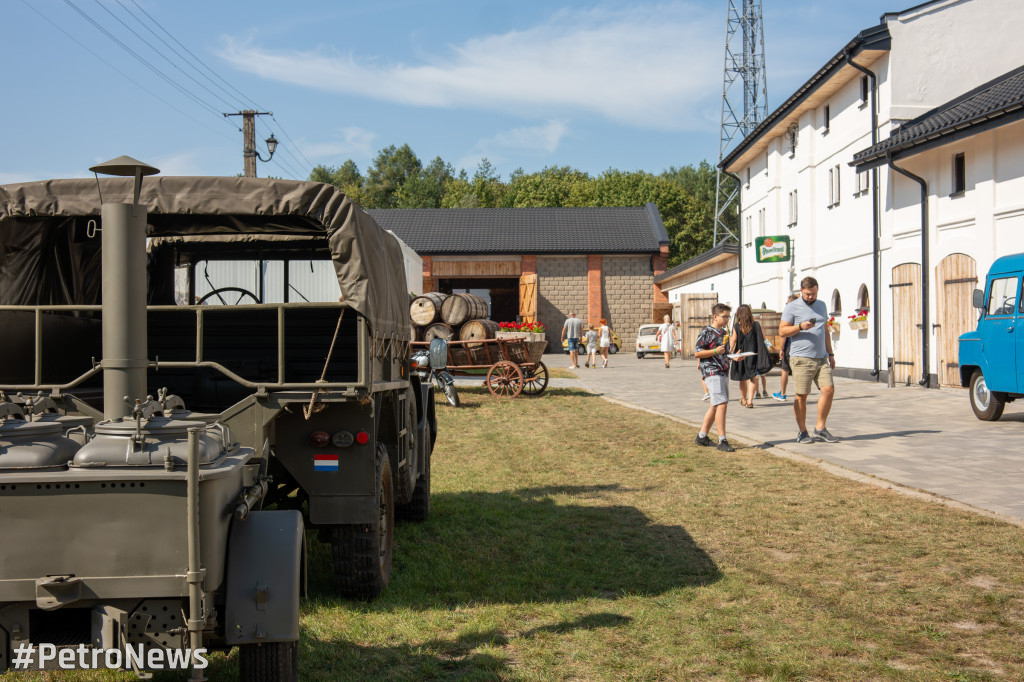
[533, 351, 1024, 524]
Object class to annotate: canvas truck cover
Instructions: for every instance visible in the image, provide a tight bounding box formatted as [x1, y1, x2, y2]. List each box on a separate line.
[0, 177, 411, 338]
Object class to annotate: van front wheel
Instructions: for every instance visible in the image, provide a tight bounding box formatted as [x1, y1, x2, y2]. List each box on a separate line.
[970, 370, 1005, 421]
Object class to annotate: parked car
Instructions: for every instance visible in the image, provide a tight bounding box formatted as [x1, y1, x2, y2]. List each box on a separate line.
[635, 323, 663, 358]
[562, 329, 621, 354]
[958, 252, 1024, 420]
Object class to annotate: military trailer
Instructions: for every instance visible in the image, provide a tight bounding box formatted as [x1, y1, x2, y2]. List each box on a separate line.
[0, 167, 435, 678]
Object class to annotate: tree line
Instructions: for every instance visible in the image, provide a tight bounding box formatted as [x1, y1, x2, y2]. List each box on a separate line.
[309, 144, 738, 266]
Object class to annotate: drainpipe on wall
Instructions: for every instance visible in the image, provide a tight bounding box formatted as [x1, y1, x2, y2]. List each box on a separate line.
[723, 169, 744, 305]
[846, 54, 882, 381]
[887, 156, 931, 388]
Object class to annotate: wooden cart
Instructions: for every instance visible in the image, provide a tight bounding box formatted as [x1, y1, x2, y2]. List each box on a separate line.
[413, 337, 549, 398]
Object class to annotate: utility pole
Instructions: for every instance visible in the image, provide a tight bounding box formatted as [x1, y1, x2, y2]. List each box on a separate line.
[714, 0, 767, 245]
[223, 110, 275, 177]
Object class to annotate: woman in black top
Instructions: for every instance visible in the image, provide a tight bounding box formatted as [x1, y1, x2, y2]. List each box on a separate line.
[729, 304, 771, 407]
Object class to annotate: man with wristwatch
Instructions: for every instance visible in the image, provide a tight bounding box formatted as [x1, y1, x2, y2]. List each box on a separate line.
[779, 277, 838, 444]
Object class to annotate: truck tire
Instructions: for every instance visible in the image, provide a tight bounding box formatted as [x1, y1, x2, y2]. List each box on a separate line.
[970, 370, 1006, 421]
[398, 448, 430, 522]
[330, 444, 394, 599]
[239, 640, 298, 682]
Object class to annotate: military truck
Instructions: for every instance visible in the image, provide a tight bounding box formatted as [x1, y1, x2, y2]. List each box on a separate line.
[0, 167, 435, 677]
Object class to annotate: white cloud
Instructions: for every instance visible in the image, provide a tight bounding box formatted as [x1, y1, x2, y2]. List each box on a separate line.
[149, 151, 206, 177]
[217, 3, 722, 131]
[302, 127, 377, 163]
[457, 120, 570, 172]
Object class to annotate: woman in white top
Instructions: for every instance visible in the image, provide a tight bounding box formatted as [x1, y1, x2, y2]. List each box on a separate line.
[598, 318, 611, 368]
[657, 314, 676, 368]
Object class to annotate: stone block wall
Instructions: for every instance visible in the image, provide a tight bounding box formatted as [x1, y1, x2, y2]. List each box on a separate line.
[537, 256, 588, 349]
[602, 256, 653, 349]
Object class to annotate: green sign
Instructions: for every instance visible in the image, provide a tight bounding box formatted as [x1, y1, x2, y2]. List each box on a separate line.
[755, 235, 791, 263]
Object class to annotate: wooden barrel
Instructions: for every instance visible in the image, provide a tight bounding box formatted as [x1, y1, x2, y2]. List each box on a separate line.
[441, 293, 488, 326]
[459, 319, 499, 347]
[755, 311, 781, 338]
[410, 292, 447, 327]
[422, 323, 454, 342]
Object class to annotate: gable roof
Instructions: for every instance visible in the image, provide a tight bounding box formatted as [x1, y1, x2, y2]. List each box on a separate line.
[655, 242, 739, 284]
[851, 64, 1024, 169]
[366, 203, 669, 255]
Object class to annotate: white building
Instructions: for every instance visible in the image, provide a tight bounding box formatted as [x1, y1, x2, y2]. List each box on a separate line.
[722, 0, 1024, 387]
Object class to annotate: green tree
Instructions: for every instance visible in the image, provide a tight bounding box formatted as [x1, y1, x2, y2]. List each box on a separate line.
[309, 160, 364, 204]
[396, 156, 454, 208]
[363, 144, 423, 208]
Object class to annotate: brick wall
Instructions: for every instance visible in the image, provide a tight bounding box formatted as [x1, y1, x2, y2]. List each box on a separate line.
[602, 256, 653, 349]
[537, 256, 588, 349]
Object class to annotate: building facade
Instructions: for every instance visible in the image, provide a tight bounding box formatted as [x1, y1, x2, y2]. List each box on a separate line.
[722, 0, 1024, 386]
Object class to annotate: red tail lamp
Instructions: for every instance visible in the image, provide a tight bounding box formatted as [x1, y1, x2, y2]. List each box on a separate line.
[309, 430, 331, 448]
[355, 431, 370, 445]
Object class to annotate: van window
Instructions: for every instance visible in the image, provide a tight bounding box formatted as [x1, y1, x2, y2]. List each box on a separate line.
[986, 277, 1019, 316]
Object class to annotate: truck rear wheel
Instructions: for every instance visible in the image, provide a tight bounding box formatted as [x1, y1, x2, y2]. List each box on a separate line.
[398, 449, 430, 522]
[330, 444, 394, 599]
[970, 370, 1006, 421]
[239, 640, 298, 682]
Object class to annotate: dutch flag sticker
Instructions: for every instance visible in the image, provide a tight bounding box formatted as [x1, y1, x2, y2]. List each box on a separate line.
[314, 454, 339, 472]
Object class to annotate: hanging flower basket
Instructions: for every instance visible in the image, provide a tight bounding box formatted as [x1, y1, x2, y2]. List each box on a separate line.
[848, 308, 869, 331]
[849, 319, 868, 331]
[826, 316, 840, 334]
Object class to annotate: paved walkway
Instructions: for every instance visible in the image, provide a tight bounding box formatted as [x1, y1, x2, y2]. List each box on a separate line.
[501, 352, 1024, 524]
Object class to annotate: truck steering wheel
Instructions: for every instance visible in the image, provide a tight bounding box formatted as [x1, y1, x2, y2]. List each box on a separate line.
[197, 286, 261, 305]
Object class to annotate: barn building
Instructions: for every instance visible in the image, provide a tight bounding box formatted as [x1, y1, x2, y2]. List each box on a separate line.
[368, 204, 670, 350]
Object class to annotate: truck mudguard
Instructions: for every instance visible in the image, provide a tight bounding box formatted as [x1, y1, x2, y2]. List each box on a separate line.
[225, 510, 305, 645]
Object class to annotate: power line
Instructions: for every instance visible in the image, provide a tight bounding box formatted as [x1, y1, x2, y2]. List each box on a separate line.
[256, 119, 312, 178]
[60, 0, 233, 124]
[19, 0, 237, 144]
[271, 115, 317, 172]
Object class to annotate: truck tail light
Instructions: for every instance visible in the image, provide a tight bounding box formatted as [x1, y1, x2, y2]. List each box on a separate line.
[355, 431, 369, 445]
[309, 430, 330, 448]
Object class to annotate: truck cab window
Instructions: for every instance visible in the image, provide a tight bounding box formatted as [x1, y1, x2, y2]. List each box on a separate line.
[987, 277, 1019, 316]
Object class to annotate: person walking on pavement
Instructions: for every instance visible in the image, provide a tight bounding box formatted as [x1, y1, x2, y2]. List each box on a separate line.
[657, 314, 676, 368]
[562, 312, 583, 369]
[598, 318, 612, 368]
[694, 303, 735, 452]
[773, 294, 800, 402]
[779, 277, 838, 443]
[584, 325, 599, 368]
[729, 304, 772, 408]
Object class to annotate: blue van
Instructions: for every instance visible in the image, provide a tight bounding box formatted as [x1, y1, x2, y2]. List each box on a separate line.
[958, 253, 1024, 420]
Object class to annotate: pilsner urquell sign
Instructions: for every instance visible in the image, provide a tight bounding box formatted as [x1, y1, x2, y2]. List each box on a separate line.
[755, 236, 791, 263]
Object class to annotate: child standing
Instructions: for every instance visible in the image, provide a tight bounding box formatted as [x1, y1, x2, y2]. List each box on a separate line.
[694, 303, 735, 452]
[584, 325, 599, 368]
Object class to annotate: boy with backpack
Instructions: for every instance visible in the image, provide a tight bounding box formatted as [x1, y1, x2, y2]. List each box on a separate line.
[694, 303, 735, 452]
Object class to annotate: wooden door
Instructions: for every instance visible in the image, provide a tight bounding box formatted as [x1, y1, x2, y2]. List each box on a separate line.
[891, 263, 922, 385]
[681, 293, 718, 357]
[936, 254, 978, 387]
[518, 273, 537, 323]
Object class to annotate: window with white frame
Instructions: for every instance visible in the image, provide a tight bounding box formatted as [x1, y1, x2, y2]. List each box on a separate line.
[823, 104, 830, 134]
[746, 166, 751, 187]
[854, 168, 870, 196]
[860, 76, 869, 106]
[758, 208, 766, 237]
[744, 214, 752, 245]
[787, 190, 798, 227]
[828, 165, 841, 207]
[951, 152, 966, 196]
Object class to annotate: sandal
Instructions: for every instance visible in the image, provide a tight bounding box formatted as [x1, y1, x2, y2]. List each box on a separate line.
[739, 398, 748, 407]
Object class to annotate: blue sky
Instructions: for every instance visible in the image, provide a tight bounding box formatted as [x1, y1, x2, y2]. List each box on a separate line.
[4, 0, 899, 184]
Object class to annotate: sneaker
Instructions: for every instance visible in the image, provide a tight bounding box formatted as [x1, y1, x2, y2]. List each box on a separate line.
[771, 392, 786, 402]
[694, 434, 712, 447]
[716, 439, 735, 452]
[796, 431, 814, 444]
[701, 393, 711, 401]
[584, 362, 589, 368]
[754, 392, 763, 399]
[813, 427, 839, 443]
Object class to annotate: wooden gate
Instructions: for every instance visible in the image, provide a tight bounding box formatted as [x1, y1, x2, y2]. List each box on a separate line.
[936, 253, 978, 387]
[891, 263, 922, 385]
[518, 273, 537, 323]
[678, 293, 718, 357]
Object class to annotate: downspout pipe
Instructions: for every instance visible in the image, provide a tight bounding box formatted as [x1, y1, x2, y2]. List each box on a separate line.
[846, 54, 882, 380]
[887, 156, 931, 388]
[724, 169, 744, 305]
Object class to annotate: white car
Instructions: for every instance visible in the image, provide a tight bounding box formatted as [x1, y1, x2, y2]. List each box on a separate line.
[635, 324, 663, 359]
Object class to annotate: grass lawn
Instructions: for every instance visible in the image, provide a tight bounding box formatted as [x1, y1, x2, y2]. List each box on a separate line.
[24, 387, 1024, 680]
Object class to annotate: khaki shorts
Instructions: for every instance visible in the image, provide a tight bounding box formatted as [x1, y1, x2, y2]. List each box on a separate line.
[789, 356, 834, 395]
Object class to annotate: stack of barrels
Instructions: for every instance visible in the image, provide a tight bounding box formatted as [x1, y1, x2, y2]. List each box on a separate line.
[410, 292, 498, 347]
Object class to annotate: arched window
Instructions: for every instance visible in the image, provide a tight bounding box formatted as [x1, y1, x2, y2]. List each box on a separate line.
[830, 289, 842, 316]
[857, 284, 870, 312]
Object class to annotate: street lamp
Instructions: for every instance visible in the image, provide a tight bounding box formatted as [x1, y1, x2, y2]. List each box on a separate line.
[254, 134, 278, 163]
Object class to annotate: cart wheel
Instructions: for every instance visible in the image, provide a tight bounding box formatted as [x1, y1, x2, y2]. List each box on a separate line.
[522, 361, 549, 396]
[487, 361, 523, 398]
